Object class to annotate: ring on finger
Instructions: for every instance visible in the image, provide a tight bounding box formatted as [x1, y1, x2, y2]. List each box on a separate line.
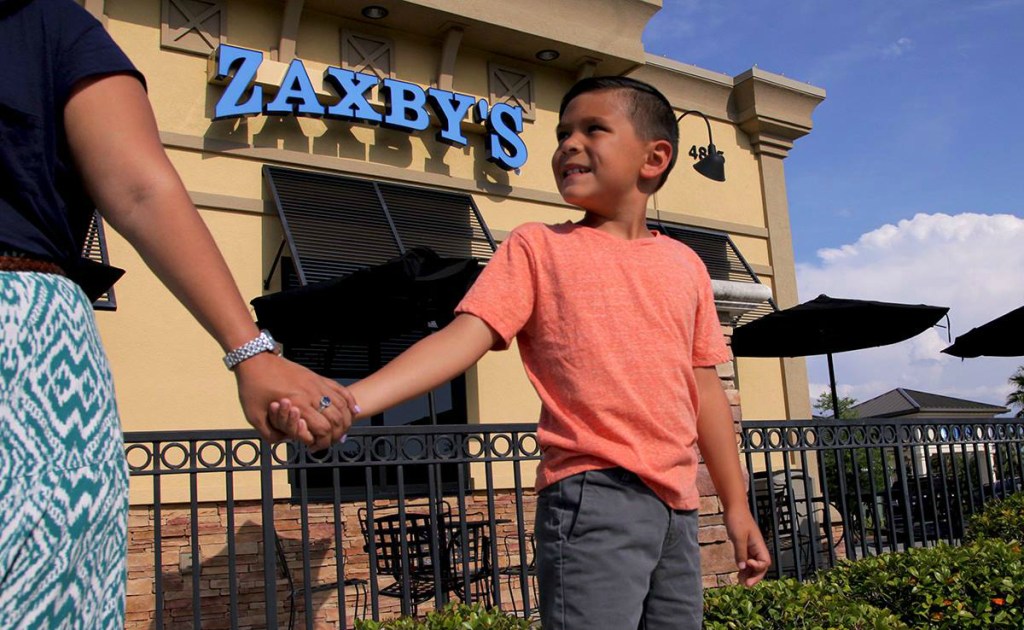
[317, 395, 332, 412]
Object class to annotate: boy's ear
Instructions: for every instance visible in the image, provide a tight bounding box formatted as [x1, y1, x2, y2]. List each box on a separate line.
[640, 139, 673, 182]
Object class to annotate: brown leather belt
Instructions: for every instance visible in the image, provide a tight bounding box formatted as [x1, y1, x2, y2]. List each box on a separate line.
[0, 255, 66, 276]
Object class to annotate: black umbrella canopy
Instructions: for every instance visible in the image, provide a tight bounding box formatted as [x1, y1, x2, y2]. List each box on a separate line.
[251, 247, 481, 347]
[942, 305, 1024, 358]
[733, 294, 950, 358]
[732, 294, 950, 417]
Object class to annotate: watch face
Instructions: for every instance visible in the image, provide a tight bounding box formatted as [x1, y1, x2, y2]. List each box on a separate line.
[260, 330, 283, 355]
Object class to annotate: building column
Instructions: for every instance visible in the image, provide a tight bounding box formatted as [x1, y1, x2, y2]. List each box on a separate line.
[731, 68, 826, 422]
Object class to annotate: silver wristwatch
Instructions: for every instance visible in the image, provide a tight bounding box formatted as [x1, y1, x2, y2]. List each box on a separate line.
[223, 329, 282, 370]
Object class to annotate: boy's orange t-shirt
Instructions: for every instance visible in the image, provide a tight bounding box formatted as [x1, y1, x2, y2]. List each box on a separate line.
[456, 222, 730, 510]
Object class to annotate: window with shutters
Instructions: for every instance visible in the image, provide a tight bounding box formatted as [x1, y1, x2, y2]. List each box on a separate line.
[263, 166, 497, 500]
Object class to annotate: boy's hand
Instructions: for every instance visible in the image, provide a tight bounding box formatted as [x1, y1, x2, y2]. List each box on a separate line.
[235, 353, 357, 449]
[268, 395, 360, 448]
[724, 507, 771, 587]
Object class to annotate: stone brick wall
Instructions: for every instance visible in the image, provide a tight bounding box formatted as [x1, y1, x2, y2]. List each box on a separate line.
[125, 493, 538, 629]
[696, 323, 746, 589]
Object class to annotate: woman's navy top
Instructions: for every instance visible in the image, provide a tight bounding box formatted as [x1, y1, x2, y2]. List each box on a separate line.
[0, 0, 145, 269]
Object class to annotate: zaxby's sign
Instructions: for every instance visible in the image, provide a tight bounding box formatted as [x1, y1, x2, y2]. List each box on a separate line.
[213, 44, 528, 171]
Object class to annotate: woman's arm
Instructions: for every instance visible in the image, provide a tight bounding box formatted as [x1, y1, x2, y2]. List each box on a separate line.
[63, 73, 353, 449]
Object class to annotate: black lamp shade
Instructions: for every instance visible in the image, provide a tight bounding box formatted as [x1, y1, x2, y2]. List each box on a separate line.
[693, 143, 726, 182]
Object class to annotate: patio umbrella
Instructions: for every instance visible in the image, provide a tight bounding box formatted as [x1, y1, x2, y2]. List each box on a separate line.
[251, 247, 481, 347]
[731, 294, 950, 418]
[941, 305, 1024, 358]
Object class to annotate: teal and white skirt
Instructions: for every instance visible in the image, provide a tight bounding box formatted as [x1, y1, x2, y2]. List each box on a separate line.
[0, 271, 128, 629]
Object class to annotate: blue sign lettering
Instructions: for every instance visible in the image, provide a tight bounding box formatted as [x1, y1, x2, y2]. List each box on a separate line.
[265, 59, 324, 116]
[214, 45, 263, 119]
[426, 89, 476, 146]
[381, 78, 430, 132]
[486, 103, 528, 171]
[323, 68, 381, 122]
[212, 44, 527, 170]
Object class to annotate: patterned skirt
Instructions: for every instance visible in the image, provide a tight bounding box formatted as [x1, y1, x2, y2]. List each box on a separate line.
[0, 271, 128, 629]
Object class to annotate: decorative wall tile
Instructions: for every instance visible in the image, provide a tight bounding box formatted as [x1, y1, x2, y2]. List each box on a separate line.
[489, 63, 536, 121]
[341, 31, 394, 80]
[161, 0, 225, 56]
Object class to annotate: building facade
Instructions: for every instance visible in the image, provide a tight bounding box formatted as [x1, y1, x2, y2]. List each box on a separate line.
[78, 0, 825, 625]
[89, 0, 823, 448]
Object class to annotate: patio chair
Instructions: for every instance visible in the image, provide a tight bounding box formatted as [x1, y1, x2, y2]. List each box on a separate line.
[274, 533, 367, 630]
[753, 471, 842, 578]
[444, 513, 493, 606]
[359, 501, 453, 616]
[498, 532, 537, 617]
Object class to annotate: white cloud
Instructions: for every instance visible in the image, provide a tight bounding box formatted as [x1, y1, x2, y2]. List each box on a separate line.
[805, 35, 915, 84]
[797, 212, 1024, 412]
[881, 37, 914, 58]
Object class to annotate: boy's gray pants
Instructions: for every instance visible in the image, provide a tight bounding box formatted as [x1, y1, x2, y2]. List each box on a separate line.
[534, 468, 703, 630]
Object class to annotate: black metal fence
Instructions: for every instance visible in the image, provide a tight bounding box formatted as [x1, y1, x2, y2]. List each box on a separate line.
[742, 417, 1024, 581]
[124, 417, 1024, 628]
[124, 424, 540, 630]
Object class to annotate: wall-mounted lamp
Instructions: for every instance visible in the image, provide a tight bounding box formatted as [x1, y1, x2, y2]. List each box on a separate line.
[361, 5, 389, 19]
[535, 49, 560, 61]
[676, 110, 725, 182]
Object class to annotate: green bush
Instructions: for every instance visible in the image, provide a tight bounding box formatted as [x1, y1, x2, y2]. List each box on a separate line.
[703, 578, 906, 629]
[354, 602, 532, 630]
[821, 539, 1024, 628]
[965, 491, 1024, 543]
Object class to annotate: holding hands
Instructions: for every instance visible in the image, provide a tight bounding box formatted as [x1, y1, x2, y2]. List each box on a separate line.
[233, 352, 358, 450]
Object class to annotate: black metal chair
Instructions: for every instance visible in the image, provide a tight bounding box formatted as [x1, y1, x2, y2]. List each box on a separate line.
[444, 515, 493, 606]
[359, 501, 495, 615]
[752, 471, 842, 578]
[498, 532, 537, 617]
[359, 502, 452, 616]
[274, 533, 367, 630]
[753, 473, 798, 578]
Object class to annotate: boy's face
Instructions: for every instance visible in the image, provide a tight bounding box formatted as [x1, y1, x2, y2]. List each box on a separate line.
[552, 89, 655, 215]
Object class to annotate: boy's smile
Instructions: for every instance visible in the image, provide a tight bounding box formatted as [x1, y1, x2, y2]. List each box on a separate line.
[552, 89, 657, 218]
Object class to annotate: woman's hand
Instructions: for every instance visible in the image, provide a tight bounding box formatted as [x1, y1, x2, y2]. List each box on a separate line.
[234, 353, 356, 449]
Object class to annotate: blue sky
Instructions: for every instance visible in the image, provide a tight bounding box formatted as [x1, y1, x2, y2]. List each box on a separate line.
[643, 1, 1024, 412]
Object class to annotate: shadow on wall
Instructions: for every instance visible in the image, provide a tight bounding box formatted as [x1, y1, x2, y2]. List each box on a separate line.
[127, 516, 367, 630]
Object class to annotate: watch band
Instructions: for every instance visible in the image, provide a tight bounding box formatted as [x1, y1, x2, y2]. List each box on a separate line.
[223, 330, 281, 370]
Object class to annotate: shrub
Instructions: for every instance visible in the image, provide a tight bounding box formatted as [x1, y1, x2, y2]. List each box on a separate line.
[965, 491, 1024, 543]
[703, 578, 907, 629]
[821, 539, 1024, 628]
[354, 602, 532, 630]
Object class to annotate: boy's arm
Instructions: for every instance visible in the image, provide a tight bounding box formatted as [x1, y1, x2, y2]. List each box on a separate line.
[694, 366, 770, 586]
[349, 313, 501, 418]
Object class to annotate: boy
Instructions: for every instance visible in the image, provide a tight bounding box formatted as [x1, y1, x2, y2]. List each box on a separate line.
[271, 76, 769, 628]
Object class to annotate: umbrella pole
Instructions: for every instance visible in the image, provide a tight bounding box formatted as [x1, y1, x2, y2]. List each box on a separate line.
[827, 353, 840, 419]
[427, 390, 437, 425]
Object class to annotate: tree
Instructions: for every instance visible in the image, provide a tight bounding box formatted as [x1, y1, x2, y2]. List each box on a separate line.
[814, 391, 858, 419]
[1007, 366, 1024, 418]
[813, 392, 896, 536]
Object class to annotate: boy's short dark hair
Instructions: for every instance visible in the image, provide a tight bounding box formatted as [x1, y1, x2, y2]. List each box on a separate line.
[559, 76, 679, 190]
